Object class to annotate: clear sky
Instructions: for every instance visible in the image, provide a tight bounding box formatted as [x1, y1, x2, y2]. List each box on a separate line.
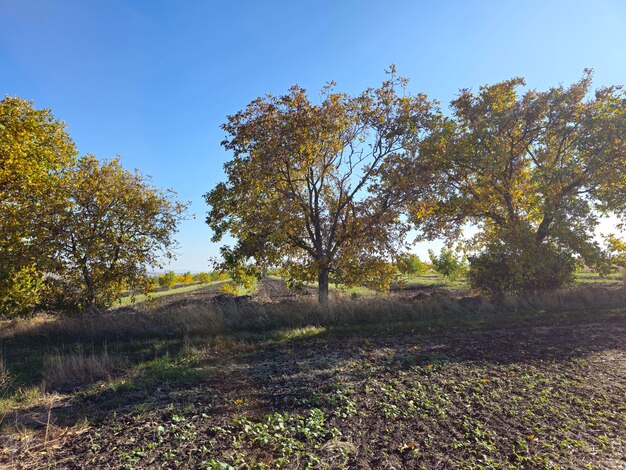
[1, 0, 625, 272]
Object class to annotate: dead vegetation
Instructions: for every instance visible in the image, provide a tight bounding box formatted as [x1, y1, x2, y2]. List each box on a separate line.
[2, 309, 625, 469]
[42, 346, 127, 390]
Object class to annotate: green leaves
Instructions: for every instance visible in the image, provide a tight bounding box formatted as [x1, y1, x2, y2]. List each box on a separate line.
[428, 248, 467, 281]
[50, 156, 188, 310]
[0, 97, 188, 315]
[405, 72, 626, 294]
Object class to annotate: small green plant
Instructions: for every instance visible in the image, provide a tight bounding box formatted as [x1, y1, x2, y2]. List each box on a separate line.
[428, 247, 467, 280]
[229, 408, 343, 467]
[201, 460, 235, 470]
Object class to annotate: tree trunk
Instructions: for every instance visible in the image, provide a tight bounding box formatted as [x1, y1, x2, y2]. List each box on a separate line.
[535, 216, 553, 243]
[318, 268, 329, 307]
[81, 264, 97, 310]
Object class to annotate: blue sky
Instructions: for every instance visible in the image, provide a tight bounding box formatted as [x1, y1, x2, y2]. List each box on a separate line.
[1, 0, 625, 272]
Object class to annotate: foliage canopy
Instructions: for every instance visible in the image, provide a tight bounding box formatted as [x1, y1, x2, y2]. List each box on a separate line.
[396, 253, 429, 276]
[0, 97, 187, 315]
[405, 71, 626, 295]
[0, 96, 77, 315]
[49, 156, 187, 310]
[206, 70, 436, 304]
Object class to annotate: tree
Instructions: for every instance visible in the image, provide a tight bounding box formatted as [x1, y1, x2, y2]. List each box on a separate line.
[604, 234, 626, 287]
[50, 156, 187, 310]
[205, 69, 435, 305]
[158, 271, 177, 289]
[428, 248, 467, 280]
[177, 272, 194, 285]
[396, 253, 429, 276]
[406, 72, 626, 295]
[0, 96, 77, 315]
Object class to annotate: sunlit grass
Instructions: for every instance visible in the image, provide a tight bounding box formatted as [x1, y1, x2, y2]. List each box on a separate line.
[111, 271, 622, 310]
[574, 271, 622, 285]
[401, 272, 468, 289]
[114, 281, 224, 308]
[269, 325, 327, 342]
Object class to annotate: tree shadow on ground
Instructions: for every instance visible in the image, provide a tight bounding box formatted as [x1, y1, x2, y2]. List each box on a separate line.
[3, 306, 626, 468]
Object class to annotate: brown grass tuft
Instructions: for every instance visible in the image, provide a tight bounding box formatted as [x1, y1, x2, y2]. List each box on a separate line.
[42, 346, 126, 389]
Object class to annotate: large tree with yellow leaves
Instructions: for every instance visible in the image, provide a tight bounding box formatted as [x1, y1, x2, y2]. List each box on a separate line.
[0, 97, 187, 314]
[406, 72, 626, 295]
[49, 156, 188, 310]
[206, 71, 436, 305]
[0, 97, 77, 315]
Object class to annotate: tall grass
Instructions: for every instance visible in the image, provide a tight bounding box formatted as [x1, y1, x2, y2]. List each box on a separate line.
[42, 345, 126, 389]
[2, 285, 625, 347]
[0, 354, 10, 391]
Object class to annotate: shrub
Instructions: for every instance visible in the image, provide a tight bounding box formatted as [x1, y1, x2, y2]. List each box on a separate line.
[47, 271, 131, 312]
[177, 272, 193, 285]
[213, 272, 230, 282]
[145, 276, 158, 292]
[396, 254, 429, 276]
[220, 282, 239, 295]
[158, 271, 177, 289]
[468, 242, 575, 298]
[194, 272, 212, 283]
[428, 248, 467, 280]
[0, 265, 45, 317]
[330, 256, 397, 292]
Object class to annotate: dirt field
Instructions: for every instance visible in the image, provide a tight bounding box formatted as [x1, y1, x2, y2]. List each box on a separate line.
[1, 281, 625, 469]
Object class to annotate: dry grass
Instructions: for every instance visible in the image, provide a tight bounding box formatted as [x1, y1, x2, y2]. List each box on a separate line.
[42, 346, 126, 389]
[0, 356, 11, 391]
[1, 391, 89, 467]
[1, 285, 625, 347]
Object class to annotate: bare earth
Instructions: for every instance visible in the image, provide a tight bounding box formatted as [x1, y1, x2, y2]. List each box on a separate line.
[2, 281, 625, 469]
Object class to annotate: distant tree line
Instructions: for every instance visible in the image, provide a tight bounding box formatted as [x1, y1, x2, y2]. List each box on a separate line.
[148, 270, 229, 290]
[206, 68, 626, 304]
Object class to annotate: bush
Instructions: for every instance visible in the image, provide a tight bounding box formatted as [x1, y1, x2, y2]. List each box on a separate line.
[220, 282, 239, 295]
[468, 242, 575, 298]
[194, 272, 212, 283]
[212, 272, 230, 282]
[396, 254, 429, 276]
[158, 271, 177, 289]
[145, 276, 158, 292]
[47, 271, 130, 312]
[0, 265, 44, 317]
[428, 248, 467, 280]
[177, 272, 193, 285]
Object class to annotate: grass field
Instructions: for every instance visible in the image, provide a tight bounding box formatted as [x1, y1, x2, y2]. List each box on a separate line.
[132, 271, 622, 307]
[573, 271, 623, 285]
[1, 280, 625, 468]
[114, 281, 226, 308]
